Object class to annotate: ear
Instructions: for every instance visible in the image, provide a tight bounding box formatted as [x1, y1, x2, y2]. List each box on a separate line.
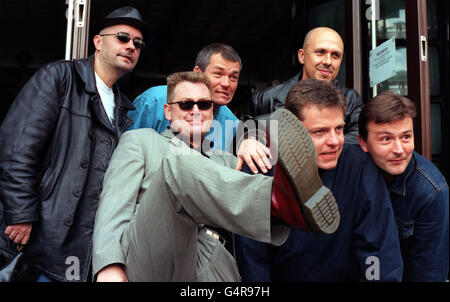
[358, 135, 369, 153]
[193, 66, 202, 73]
[93, 35, 102, 51]
[298, 49, 305, 65]
[164, 103, 172, 121]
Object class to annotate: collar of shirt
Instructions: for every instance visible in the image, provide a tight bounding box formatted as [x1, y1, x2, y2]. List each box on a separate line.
[389, 153, 416, 197]
[162, 127, 214, 157]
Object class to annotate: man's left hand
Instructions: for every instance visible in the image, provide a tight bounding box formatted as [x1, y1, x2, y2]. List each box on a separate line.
[236, 138, 273, 173]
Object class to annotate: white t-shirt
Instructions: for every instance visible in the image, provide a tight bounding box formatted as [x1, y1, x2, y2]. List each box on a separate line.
[95, 72, 115, 124]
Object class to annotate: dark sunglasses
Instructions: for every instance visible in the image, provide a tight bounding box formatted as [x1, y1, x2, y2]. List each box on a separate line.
[99, 32, 146, 49]
[169, 100, 214, 111]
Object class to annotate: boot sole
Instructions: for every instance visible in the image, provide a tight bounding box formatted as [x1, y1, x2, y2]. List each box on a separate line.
[270, 109, 340, 234]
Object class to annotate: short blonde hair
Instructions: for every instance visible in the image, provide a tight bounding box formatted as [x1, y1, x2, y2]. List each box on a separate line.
[166, 71, 211, 103]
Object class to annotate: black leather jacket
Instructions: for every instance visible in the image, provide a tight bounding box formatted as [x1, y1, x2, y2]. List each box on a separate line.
[244, 71, 363, 144]
[0, 56, 134, 281]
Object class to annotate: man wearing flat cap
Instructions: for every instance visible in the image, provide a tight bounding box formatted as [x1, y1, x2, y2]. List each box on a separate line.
[0, 7, 149, 282]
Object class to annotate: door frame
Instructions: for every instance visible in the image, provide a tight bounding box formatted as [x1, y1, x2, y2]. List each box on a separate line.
[405, 0, 431, 159]
[66, 0, 91, 60]
[349, 0, 431, 159]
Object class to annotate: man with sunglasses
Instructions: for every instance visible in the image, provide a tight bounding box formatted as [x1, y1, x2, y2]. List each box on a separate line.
[92, 71, 340, 282]
[129, 43, 273, 187]
[129, 44, 274, 255]
[128, 43, 241, 153]
[0, 7, 149, 282]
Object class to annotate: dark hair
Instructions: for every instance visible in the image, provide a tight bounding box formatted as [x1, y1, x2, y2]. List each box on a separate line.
[285, 79, 346, 121]
[166, 71, 211, 102]
[358, 91, 417, 140]
[194, 43, 242, 71]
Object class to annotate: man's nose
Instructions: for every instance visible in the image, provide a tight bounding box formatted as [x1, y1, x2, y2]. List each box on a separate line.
[392, 139, 405, 154]
[323, 53, 332, 65]
[326, 131, 339, 146]
[220, 76, 230, 87]
[124, 39, 136, 51]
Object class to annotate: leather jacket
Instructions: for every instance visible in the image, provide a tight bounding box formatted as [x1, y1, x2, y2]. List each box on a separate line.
[244, 71, 363, 144]
[0, 56, 134, 281]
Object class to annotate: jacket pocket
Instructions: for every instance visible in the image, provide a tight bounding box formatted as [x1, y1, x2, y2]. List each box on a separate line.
[396, 218, 414, 239]
[39, 166, 55, 202]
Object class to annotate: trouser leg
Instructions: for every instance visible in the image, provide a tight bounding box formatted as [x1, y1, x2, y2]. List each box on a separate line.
[196, 227, 242, 282]
[123, 150, 287, 281]
[161, 150, 286, 244]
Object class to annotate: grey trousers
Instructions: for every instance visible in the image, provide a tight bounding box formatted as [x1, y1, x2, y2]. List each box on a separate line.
[196, 227, 242, 282]
[121, 150, 287, 282]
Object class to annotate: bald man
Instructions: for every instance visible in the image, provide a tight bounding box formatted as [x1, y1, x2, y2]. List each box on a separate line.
[244, 27, 362, 144]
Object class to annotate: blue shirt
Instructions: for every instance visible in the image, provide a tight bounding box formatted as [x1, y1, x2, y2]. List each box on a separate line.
[127, 85, 239, 152]
[234, 144, 403, 282]
[389, 152, 449, 281]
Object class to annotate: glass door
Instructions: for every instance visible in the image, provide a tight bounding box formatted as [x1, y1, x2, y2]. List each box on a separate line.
[367, 0, 407, 97]
[361, 0, 431, 159]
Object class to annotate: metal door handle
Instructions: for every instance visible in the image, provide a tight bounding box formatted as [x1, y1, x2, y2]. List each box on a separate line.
[420, 36, 428, 62]
[75, 0, 86, 28]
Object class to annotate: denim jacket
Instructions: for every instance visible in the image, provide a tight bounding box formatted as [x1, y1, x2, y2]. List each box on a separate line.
[389, 152, 449, 281]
